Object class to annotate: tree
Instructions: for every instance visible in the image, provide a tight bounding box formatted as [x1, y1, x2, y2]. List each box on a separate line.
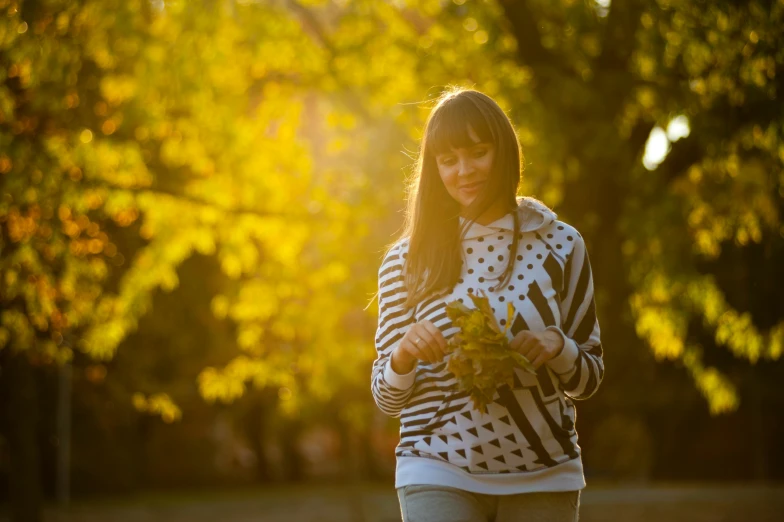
[308, 0, 784, 414]
[3, 0, 783, 518]
[0, 0, 360, 518]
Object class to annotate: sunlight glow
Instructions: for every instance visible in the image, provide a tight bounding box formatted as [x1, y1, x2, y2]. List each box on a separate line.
[593, 0, 611, 17]
[643, 115, 691, 170]
[667, 115, 691, 141]
[643, 127, 670, 170]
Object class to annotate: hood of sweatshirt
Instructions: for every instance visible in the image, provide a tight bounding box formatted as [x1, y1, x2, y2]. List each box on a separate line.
[458, 196, 558, 240]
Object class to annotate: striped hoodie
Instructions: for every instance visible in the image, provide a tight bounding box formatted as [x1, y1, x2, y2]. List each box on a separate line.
[371, 196, 603, 495]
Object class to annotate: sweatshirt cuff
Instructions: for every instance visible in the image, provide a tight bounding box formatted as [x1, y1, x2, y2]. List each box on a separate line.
[544, 326, 580, 375]
[383, 358, 417, 391]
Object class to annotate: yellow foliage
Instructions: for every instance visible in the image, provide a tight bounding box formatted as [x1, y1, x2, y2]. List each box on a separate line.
[685, 276, 775, 362]
[633, 306, 685, 361]
[0, 0, 778, 426]
[682, 350, 739, 415]
[131, 392, 182, 423]
[211, 295, 230, 320]
[100, 75, 138, 105]
[237, 324, 265, 353]
[769, 323, 784, 359]
[198, 367, 246, 404]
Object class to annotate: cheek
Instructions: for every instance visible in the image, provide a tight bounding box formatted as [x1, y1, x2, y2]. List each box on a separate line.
[439, 167, 458, 191]
[480, 153, 495, 173]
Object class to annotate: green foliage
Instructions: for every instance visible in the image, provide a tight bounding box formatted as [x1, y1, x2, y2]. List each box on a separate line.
[619, 0, 784, 414]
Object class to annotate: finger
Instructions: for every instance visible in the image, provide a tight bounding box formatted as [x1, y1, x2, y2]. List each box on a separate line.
[531, 351, 550, 370]
[525, 343, 542, 363]
[517, 336, 537, 357]
[422, 320, 447, 353]
[402, 331, 421, 359]
[424, 342, 442, 363]
[424, 321, 447, 354]
[422, 331, 445, 363]
[411, 327, 440, 363]
[411, 345, 435, 364]
[396, 341, 413, 364]
[510, 330, 531, 352]
[405, 334, 428, 363]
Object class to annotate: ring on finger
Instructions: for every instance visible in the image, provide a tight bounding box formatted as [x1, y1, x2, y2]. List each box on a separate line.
[415, 337, 422, 345]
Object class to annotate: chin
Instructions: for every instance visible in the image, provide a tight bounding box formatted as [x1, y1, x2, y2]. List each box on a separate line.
[453, 196, 470, 209]
[462, 192, 481, 207]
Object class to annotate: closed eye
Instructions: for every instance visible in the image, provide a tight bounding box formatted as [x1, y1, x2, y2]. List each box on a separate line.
[437, 147, 489, 165]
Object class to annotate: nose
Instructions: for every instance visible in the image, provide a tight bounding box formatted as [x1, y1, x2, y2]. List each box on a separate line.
[457, 157, 475, 177]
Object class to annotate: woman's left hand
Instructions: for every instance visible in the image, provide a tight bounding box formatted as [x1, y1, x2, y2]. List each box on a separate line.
[509, 329, 564, 370]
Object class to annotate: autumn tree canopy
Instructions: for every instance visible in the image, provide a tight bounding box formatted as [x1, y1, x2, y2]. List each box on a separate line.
[1, 0, 781, 469]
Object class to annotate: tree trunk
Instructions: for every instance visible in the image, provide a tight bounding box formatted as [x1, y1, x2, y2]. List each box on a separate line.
[359, 427, 381, 480]
[244, 394, 273, 482]
[749, 371, 767, 480]
[279, 417, 305, 482]
[3, 350, 43, 522]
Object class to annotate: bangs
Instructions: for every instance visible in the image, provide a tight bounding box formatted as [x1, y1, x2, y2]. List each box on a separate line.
[426, 96, 494, 156]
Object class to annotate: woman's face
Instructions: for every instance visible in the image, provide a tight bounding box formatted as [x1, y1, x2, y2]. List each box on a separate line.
[434, 125, 495, 212]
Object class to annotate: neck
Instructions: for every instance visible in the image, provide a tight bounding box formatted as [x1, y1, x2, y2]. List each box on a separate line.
[462, 201, 514, 226]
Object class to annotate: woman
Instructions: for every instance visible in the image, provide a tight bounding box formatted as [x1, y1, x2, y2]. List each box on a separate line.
[371, 88, 604, 522]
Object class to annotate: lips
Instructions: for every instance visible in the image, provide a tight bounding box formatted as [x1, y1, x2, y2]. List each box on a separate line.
[459, 180, 485, 190]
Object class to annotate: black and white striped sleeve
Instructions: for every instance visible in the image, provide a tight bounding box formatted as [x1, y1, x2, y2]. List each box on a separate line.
[370, 242, 417, 418]
[544, 232, 604, 399]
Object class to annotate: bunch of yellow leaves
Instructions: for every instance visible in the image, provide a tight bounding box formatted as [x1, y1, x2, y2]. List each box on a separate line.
[445, 289, 536, 413]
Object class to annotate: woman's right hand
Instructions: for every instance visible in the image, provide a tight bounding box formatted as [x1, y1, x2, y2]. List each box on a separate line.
[390, 320, 448, 374]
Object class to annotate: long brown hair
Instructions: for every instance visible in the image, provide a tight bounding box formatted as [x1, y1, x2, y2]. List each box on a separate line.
[390, 87, 525, 308]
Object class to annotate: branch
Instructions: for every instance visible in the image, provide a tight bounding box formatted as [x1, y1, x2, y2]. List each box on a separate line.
[595, 0, 646, 74]
[286, 0, 372, 121]
[587, 0, 649, 122]
[77, 179, 317, 221]
[128, 186, 319, 222]
[286, 0, 333, 52]
[655, 87, 783, 188]
[497, 0, 576, 94]
[497, 0, 554, 67]
[628, 119, 656, 161]
[656, 132, 703, 186]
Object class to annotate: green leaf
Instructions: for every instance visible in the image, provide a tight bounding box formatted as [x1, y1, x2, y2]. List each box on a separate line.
[509, 351, 537, 374]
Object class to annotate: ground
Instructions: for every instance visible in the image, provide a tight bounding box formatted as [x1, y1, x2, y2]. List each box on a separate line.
[3, 481, 783, 522]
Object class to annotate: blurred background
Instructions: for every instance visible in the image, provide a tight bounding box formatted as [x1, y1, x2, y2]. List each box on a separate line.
[0, 0, 782, 521]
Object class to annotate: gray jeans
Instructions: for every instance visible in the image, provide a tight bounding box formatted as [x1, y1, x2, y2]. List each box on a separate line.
[397, 484, 580, 522]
